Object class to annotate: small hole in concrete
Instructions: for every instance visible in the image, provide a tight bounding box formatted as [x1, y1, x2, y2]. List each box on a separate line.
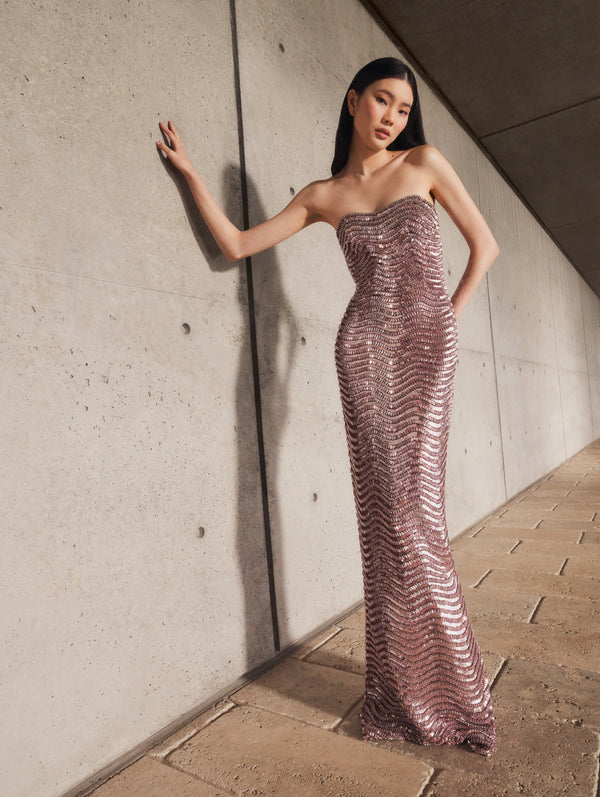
[301, 336, 306, 345]
[182, 323, 191, 334]
[290, 186, 295, 196]
[312, 493, 318, 502]
[279, 42, 285, 52]
[197, 526, 205, 538]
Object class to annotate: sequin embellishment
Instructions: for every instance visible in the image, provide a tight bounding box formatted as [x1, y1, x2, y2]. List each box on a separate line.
[335, 194, 496, 756]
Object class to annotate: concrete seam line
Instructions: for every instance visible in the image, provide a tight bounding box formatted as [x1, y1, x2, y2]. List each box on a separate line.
[229, 0, 280, 651]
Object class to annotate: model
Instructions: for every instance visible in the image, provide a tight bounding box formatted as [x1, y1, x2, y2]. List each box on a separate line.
[156, 56, 499, 757]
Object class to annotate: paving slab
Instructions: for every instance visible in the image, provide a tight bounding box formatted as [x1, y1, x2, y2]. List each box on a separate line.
[529, 487, 571, 498]
[452, 549, 565, 575]
[89, 755, 227, 796]
[532, 595, 600, 630]
[512, 539, 600, 560]
[470, 616, 600, 671]
[336, 605, 365, 630]
[581, 531, 600, 544]
[496, 510, 546, 523]
[491, 658, 600, 730]
[337, 692, 599, 797]
[453, 561, 491, 587]
[510, 497, 559, 510]
[561, 557, 600, 578]
[481, 651, 506, 686]
[556, 493, 600, 504]
[549, 507, 597, 520]
[229, 656, 364, 729]
[451, 536, 520, 554]
[166, 703, 434, 797]
[537, 518, 600, 531]
[303, 627, 366, 675]
[478, 568, 600, 600]
[463, 586, 539, 622]
[149, 701, 237, 761]
[289, 626, 343, 661]
[474, 516, 541, 528]
[472, 525, 582, 543]
[563, 488, 600, 498]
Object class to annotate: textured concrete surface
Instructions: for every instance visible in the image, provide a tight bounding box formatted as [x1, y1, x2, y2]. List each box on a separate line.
[1, 2, 271, 795]
[88, 439, 600, 797]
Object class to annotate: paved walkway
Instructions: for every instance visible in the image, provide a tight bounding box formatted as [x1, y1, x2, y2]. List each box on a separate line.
[88, 440, 600, 796]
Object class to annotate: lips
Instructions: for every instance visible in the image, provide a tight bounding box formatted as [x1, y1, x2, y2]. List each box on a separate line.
[376, 128, 391, 138]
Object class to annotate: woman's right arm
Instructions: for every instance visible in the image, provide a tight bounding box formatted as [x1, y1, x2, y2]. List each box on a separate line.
[156, 120, 321, 262]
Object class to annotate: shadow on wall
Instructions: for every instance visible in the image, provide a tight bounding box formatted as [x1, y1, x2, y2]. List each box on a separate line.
[241, 172, 302, 659]
[158, 151, 300, 668]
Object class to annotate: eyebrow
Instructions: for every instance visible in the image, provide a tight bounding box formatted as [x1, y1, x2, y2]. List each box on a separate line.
[377, 88, 412, 109]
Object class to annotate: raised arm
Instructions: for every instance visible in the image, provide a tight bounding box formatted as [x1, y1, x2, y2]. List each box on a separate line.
[156, 120, 319, 262]
[420, 145, 500, 319]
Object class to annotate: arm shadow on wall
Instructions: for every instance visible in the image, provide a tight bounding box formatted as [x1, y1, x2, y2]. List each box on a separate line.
[224, 168, 302, 668]
[161, 153, 301, 669]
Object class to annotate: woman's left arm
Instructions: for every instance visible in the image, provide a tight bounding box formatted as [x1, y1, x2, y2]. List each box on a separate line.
[422, 145, 500, 319]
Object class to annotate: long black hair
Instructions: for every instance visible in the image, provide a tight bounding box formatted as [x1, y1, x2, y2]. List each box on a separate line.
[331, 57, 426, 176]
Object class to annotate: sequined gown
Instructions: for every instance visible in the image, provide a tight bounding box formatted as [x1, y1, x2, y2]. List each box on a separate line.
[335, 194, 496, 756]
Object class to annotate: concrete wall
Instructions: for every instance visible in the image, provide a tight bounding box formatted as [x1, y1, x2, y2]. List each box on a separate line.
[1, 1, 598, 795]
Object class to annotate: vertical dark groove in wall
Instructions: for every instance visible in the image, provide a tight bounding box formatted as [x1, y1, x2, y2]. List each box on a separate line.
[230, 0, 280, 651]
[484, 271, 508, 501]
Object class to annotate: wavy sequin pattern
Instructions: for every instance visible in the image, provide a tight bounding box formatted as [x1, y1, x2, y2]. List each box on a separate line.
[335, 194, 496, 756]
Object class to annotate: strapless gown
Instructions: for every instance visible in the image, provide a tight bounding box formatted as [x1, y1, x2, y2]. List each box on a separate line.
[335, 194, 496, 756]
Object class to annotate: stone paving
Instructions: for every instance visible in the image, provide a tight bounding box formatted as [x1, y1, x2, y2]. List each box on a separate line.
[88, 440, 600, 796]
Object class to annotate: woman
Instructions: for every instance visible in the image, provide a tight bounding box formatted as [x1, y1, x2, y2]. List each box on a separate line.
[157, 57, 499, 757]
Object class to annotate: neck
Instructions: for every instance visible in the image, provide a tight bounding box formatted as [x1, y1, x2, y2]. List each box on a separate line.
[343, 139, 394, 178]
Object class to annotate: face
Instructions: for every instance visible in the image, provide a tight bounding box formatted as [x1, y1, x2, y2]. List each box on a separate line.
[347, 77, 413, 149]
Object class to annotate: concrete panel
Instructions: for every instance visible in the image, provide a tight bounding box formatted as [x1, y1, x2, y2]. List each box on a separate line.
[495, 355, 565, 497]
[479, 165, 556, 366]
[548, 241, 589, 374]
[446, 349, 506, 537]
[581, 282, 600, 438]
[421, 87, 494, 354]
[1, 0, 242, 303]
[0, 266, 270, 796]
[0, 1, 269, 795]
[251, 0, 383, 85]
[547, 238, 594, 455]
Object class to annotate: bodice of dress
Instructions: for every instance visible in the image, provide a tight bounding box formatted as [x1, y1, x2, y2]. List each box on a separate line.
[336, 194, 444, 297]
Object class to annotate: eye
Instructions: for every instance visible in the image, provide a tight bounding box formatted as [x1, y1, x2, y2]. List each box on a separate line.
[376, 96, 386, 105]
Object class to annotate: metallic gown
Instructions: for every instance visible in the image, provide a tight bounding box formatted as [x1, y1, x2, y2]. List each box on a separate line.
[335, 194, 496, 756]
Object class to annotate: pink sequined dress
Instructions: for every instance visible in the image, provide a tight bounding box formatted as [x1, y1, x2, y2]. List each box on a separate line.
[335, 193, 496, 756]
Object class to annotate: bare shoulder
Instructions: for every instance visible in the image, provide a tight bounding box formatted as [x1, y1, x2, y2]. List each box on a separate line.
[292, 177, 339, 224]
[405, 144, 467, 199]
[405, 143, 449, 170]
